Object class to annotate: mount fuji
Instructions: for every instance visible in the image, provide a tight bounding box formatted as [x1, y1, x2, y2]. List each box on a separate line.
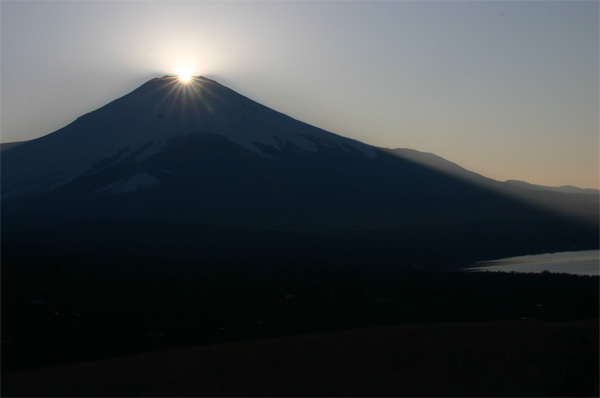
[2, 76, 597, 267]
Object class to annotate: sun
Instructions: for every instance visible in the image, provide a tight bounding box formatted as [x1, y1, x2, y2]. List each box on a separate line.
[176, 66, 193, 83]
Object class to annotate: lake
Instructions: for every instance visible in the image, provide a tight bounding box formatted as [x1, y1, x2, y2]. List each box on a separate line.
[468, 250, 599, 276]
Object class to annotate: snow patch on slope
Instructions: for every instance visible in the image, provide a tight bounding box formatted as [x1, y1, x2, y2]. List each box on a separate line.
[232, 95, 375, 158]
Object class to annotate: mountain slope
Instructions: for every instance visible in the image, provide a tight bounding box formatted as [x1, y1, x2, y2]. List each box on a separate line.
[1, 76, 373, 199]
[2, 76, 597, 266]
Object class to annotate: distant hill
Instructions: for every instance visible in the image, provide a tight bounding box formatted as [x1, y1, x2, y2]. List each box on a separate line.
[505, 179, 599, 195]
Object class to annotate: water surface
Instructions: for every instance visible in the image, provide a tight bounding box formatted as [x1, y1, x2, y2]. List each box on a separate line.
[468, 250, 599, 276]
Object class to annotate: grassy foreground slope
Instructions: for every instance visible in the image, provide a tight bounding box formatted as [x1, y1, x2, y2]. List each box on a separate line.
[2, 319, 598, 397]
[2, 254, 598, 396]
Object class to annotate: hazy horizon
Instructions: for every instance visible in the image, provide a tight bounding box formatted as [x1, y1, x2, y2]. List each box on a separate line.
[1, 1, 598, 189]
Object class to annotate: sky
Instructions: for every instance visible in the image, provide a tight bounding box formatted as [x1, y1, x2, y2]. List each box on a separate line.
[1, 1, 598, 189]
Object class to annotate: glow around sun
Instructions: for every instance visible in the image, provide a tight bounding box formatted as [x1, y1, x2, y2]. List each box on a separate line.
[176, 65, 193, 83]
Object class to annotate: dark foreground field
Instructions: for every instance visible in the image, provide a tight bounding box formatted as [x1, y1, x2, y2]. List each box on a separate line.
[2, 254, 598, 396]
[2, 320, 598, 397]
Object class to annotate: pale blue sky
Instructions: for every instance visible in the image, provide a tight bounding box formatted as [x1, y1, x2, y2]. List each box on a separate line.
[1, 1, 598, 188]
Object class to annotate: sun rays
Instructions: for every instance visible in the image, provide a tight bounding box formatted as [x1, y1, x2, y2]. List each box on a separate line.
[141, 75, 217, 130]
[175, 65, 193, 83]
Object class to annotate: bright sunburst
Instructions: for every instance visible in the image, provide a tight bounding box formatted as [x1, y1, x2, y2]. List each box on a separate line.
[176, 65, 193, 83]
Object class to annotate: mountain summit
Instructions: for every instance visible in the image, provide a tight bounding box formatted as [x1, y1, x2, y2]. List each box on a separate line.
[2, 76, 373, 199]
[2, 76, 597, 266]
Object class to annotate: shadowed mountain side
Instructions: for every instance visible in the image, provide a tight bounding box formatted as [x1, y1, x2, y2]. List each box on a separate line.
[503, 180, 599, 221]
[0, 76, 373, 199]
[1, 76, 597, 267]
[386, 148, 598, 224]
[3, 133, 597, 267]
[1, 134, 549, 227]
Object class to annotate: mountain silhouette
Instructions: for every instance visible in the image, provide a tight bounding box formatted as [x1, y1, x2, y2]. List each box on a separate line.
[2, 76, 597, 267]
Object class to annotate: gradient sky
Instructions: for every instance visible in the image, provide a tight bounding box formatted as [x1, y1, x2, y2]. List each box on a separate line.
[1, 1, 598, 188]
